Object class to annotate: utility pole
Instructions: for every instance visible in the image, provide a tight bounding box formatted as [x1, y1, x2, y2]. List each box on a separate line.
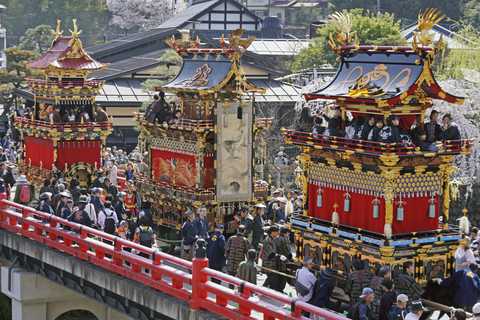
[376, 0, 381, 13]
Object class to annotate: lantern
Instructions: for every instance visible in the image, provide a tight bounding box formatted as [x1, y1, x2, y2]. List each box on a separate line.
[344, 192, 351, 212]
[428, 194, 436, 218]
[396, 200, 405, 221]
[372, 198, 380, 219]
[317, 188, 323, 208]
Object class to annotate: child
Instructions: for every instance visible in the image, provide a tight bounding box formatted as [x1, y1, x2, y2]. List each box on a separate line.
[237, 249, 258, 285]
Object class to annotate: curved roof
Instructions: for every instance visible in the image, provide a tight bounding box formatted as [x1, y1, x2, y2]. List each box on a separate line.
[29, 36, 105, 71]
[304, 46, 464, 108]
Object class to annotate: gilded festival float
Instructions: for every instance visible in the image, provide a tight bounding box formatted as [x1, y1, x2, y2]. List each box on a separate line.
[14, 20, 112, 186]
[283, 9, 473, 282]
[136, 30, 270, 234]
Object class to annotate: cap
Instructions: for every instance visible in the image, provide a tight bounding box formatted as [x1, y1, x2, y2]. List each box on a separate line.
[39, 192, 52, 200]
[473, 303, 480, 315]
[397, 294, 408, 303]
[59, 191, 71, 198]
[254, 203, 266, 208]
[359, 287, 374, 298]
[91, 187, 103, 193]
[410, 301, 426, 312]
[78, 195, 89, 203]
[277, 197, 288, 204]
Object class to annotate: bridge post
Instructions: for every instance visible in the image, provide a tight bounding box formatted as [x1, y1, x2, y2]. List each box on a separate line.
[190, 239, 208, 310]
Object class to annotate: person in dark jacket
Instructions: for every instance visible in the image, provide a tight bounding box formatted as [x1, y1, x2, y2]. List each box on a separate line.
[347, 260, 374, 305]
[388, 116, 402, 143]
[237, 249, 258, 285]
[38, 192, 54, 214]
[194, 206, 209, 240]
[327, 108, 344, 137]
[379, 279, 396, 320]
[369, 119, 384, 142]
[387, 294, 408, 320]
[104, 178, 118, 202]
[261, 225, 279, 288]
[90, 187, 104, 213]
[370, 266, 392, 319]
[351, 287, 375, 320]
[114, 191, 127, 221]
[239, 207, 253, 239]
[251, 203, 265, 250]
[145, 91, 171, 124]
[360, 117, 375, 140]
[68, 196, 93, 227]
[437, 263, 480, 311]
[181, 209, 197, 260]
[207, 224, 226, 273]
[439, 113, 461, 141]
[394, 261, 423, 301]
[225, 225, 249, 276]
[424, 110, 441, 143]
[310, 268, 336, 308]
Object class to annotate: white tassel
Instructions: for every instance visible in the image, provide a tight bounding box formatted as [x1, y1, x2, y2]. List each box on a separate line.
[457, 216, 471, 235]
[384, 223, 392, 239]
[332, 211, 339, 225]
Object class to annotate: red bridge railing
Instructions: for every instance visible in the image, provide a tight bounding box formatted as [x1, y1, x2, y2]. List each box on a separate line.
[0, 200, 346, 320]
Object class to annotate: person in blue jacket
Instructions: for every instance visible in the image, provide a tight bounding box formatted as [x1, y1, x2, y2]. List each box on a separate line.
[437, 263, 480, 311]
[207, 224, 226, 272]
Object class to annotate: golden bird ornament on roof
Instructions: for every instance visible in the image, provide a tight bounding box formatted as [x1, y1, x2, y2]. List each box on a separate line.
[327, 11, 358, 54]
[413, 8, 446, 48]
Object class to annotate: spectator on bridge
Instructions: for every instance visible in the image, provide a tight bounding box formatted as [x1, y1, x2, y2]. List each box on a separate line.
[134, 217, 155, 249]
[425, 110, 441, 143]
[2, 165, 16, 198]
[309, 267, 336, 309]
[52, 183, 66, 210]
[379, 279, 396, 320]
[455, 238, 476, 272]
[261, 225, 279, 288]
[98, 201, 118, 235]
[114, 191, 127, 222]
[404, 301, 426, 320]
[181, 209, 197, 260]
[387, 294, 408, 320]
[108, 160, 118, 186]
[251, 203, 265, 250]
[370, 266, 392, 319]
[350, 287, 375, 320]
[60, 198, 74, 219]
[295, 257, 317, 302]
[38, 192, 54, 215]
[440, 113, 461, 141]
[104, 178, 118, 202]
[68, 195, 93, 227]
[346, 260, 374, 305]
[207, 224, 226, 275]
[116, 220, 130, 240]
[436, 263, 480, 311]
[55, 191, 71, 217]
[90, 187, 104, 214]
[225, 225, 249, 277]
[237, 249, 258, 285]
[394, 261, 423, 301]
[39, 178, 53, 195]
[194, 206, 209, 240]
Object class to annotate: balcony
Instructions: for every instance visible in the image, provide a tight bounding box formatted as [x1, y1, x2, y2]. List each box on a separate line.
[26, 78, 103, 90]
[14, 116, 113, 140]
[283, 129, 473, 163]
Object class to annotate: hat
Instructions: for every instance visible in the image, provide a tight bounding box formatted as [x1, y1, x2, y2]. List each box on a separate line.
[78, 195, 89, 204]
[59, 191, 71, 198]
[91, 187, 103, 193]
[269, 225, 279, 233]
[272, 189, 282, 195]
[17, 175, 28, 183]
[359, 287, 374, 298]
[396, 294, 408, 303]
[473, 303, 480, 315]
[39, 192, 52, 200]
[254, 203, 266, 208]
[277, 197, 288, 204]
[410, 301, 426, 312]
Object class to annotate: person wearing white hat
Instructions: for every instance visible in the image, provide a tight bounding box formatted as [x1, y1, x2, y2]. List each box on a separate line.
[472, 303, 480, 320]
[388, 294, 408, 320]
[404, 301, 426, 320]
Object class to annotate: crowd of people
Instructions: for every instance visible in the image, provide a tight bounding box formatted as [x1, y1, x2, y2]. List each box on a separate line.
[143, 91, 182, 125]
[298, 107, 462, 151]
[16, 103, 110, 124]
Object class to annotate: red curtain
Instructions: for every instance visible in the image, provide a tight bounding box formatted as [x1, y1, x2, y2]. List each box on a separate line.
[24, 137, 54, 169]
[56, 140, 101, 171]
[203, 154, 214, 189]
[308, 183, 439, 235]
[150, 148, 197, 188]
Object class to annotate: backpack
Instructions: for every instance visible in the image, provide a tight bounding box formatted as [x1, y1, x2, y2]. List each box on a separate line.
[139, 226, 153, 247]
[19, 184, 31, 203]
[294, 269, 311, 297]
[103, 210, 116, 234]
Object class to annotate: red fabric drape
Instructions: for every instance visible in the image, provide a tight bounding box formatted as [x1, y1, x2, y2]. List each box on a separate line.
[24, 137, 54, 169]
[150, 148, 197, 188]
[307, 184, 439, 235]
[56, 140, 101, 171]
[203, 154, 214, 189]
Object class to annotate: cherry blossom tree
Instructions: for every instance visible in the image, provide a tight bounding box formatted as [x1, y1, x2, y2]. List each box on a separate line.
[106, 0, 186, 31]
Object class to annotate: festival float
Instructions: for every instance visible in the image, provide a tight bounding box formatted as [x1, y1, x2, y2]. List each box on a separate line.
[15, 20, 112, 186]
[283, 9, 473, 282]
[136, 30, 270, 235]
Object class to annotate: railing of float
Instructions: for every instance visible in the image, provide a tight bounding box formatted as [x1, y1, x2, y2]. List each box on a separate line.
[26, 78, 103, 88]
[15, 117, 113, 132]
[283, 129, 473, 156]
[0, 199, 347, 320]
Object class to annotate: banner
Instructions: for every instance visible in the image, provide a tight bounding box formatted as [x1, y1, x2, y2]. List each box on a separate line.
[216, 99, 253, 202]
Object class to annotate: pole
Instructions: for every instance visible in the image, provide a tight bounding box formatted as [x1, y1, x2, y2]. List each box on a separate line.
[376, 0, 380, 12]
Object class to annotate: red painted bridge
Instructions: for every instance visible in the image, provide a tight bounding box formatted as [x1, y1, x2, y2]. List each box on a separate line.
[0, 199, 347, 320]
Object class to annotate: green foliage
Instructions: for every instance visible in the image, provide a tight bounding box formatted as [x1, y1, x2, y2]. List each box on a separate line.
[2, 0, 110, 46]
[436, 24, 480, 80]
[18, 25, 55, 53]
[292, 9, 405, 71]
[464, 0, 480, 29]
[0, 47, 39, 113]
